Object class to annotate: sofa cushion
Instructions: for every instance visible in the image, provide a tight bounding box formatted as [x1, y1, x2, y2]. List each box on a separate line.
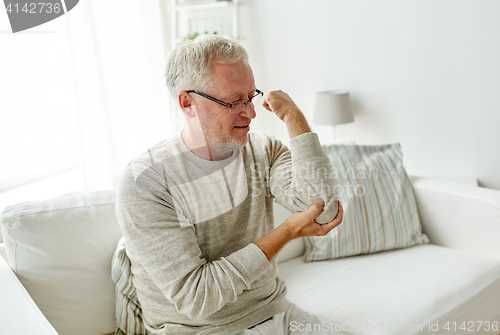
[303, 143, 429, 262]
[111, 236, 150, 335]
[279, 244, 500, 334]
[1, 190, 123, 335]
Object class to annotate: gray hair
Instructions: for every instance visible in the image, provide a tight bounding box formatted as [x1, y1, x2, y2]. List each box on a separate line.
[165, 35, 249, 101]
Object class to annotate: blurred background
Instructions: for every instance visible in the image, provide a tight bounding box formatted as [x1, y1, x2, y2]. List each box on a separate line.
[1, 0, 500, 218]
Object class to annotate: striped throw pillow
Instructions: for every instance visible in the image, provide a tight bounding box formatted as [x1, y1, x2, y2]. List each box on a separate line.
[111, 237, 150, 335]
[303, 143, 429, 262]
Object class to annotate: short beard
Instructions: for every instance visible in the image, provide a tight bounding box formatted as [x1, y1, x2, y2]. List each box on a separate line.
[196, 107, 249, 148]
[204, 131, 247, 148]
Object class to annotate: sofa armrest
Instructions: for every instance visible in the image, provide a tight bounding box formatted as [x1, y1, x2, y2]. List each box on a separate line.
[411, 176, 500, 260]
[0, 252, 59, 335]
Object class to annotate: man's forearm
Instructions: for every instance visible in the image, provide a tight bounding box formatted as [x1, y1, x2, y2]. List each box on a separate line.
[254, 223, 294, 261]
[283, 109, 311, 140]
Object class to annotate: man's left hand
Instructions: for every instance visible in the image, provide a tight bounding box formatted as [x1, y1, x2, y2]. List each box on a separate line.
[262, 90, 303, 123]
[262, 90, 311, 139]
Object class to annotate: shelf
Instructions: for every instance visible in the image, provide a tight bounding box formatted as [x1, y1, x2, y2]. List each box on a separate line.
[173, 1, 233, 11]
[167, 0, 239, 48]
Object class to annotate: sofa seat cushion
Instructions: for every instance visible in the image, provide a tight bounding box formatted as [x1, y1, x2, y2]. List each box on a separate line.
[278, 244, 500, 334]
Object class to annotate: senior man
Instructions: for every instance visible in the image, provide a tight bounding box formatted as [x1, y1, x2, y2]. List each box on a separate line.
[116, 35, 347, 335]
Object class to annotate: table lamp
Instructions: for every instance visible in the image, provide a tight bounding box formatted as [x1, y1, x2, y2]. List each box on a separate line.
[313, 90, 354, 140]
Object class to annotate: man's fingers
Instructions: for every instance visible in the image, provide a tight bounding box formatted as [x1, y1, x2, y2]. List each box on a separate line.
[306, 199, 324, 219]
[322, 201, 344, 230]
[262, 101, 272, 112]
[335, 201, 343, 220]
[262, 92, 274, 112]
[262, 90, 290, 113]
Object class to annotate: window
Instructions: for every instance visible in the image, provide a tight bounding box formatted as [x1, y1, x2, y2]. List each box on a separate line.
[0, 9, 84, 213]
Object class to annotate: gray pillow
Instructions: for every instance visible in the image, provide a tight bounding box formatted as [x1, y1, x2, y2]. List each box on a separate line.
[111, 236, 150, 335]
[304, 143, 429, 262]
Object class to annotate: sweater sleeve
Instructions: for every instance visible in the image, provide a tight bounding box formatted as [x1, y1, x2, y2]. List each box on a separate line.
[115, 165, 270, 320]
[268, 132, 339, 223]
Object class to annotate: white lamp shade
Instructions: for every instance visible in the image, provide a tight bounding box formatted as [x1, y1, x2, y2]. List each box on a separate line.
[313, 90, 354, 126]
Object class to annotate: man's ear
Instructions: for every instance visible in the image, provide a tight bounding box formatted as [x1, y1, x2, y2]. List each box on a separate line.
[179, 92, 196, 118]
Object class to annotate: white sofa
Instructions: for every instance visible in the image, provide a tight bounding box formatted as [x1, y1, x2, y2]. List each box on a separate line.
[1, 176, 500, 335]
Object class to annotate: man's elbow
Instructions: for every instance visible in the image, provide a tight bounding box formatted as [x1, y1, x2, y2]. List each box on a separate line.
[175, 301, 214, 320]
[172, 291, 230, 320]
[314, 197, 339, 224]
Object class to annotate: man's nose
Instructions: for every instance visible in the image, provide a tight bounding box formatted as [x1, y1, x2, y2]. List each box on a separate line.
[240, 104, 256, 119]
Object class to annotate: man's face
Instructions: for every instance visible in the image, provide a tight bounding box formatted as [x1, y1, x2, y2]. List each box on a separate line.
[194, 62, 257, 148]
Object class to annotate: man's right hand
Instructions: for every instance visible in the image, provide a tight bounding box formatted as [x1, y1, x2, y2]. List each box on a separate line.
[283, 200, 344, 240]
[254, 200, 343, 261]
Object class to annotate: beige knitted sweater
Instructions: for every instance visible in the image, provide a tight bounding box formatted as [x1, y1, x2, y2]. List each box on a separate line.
[115, 131, 338, 335]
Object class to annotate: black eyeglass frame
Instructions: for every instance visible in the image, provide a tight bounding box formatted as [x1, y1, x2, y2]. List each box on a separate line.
[186, 89, 263, 114]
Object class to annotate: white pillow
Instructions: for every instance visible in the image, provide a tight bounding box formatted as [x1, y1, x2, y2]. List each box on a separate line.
[1, 190, 122, 335]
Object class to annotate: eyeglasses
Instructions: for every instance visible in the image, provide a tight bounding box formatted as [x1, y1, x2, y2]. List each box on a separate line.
[186, 89, 264, 114]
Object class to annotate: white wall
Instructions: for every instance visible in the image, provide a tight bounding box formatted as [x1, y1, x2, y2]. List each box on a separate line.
[239, 0, 500, 190]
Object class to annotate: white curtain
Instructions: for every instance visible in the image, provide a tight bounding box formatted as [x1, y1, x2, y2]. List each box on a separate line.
[66, 0, 177, 191]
